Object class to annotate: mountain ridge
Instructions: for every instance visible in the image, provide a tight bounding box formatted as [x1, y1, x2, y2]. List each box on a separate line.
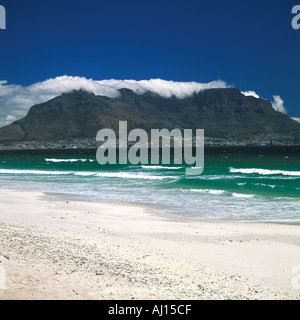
[0, 88, 299, 142]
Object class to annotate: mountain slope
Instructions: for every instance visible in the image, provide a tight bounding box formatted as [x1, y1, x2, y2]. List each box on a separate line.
[0, 88, 299, 141]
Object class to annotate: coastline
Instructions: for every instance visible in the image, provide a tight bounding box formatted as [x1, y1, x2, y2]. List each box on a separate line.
[0, 145, 300, 153]
[0, 187, 300, 300]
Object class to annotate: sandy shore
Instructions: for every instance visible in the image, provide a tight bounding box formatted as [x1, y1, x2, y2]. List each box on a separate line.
[0, 188, 300, 300]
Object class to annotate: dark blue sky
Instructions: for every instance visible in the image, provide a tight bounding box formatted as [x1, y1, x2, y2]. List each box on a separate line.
[1, 0, 300, 117]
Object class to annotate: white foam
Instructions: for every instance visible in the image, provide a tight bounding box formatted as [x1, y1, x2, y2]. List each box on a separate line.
[94, 172, 172, 180]
[254, 183, 276, 188]
[0, 169, 71, 175]
[45, 158, 90, 163]
[74, 172, 96, 176]
[141, 165, 183, 170]
[0, 168, 172, 180]
[191, 189, 207, 193]
[232, 193, 254, 198]
[191, 189, 225, 195]
[230, 167, 300, 176]
[209, 189, 225, 195]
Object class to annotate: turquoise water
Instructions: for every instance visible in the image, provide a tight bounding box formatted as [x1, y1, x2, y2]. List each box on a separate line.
[0, 147, 299, 224]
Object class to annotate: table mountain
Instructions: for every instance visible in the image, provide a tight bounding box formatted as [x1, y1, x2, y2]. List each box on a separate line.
[0, 88, 299, 141]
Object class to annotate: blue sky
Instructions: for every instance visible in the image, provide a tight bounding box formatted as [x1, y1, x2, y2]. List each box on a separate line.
[0, 0, 300, 123]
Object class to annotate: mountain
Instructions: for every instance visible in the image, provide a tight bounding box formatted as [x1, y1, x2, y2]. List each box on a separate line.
[0, 88, 300, 142]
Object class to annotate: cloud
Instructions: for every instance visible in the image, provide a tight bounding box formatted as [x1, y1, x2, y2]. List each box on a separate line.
[0, 76, 291, 129]
[292, 117, 300, 123]
[242, 92, 289, 115]
[271, 95, 287, 114]
[241, 90, 260, 99]
[6, 115, 17, 122]
[0, 76, 229, 127]
[97, 78, 229, 99]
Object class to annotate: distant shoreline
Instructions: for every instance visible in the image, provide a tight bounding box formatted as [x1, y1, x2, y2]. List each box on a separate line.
[0, 145, 299, 155]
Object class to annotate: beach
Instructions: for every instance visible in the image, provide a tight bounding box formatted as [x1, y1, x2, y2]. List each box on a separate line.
[0, 188, 299, 300]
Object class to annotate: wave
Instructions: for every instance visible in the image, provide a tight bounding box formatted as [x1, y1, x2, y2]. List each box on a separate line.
[0, 169, 71, 175]
[191, 189, 225, 195]
[254, 183, 276, 188]
[79, 172, 173, 180]
[230, 167, 300, 176]
[232, 192, 254, 198]
[45, 158, 94, 163]
[141, 165, 183, 170]
[0, 168, 172, 180]
[191, 189, 254, 197]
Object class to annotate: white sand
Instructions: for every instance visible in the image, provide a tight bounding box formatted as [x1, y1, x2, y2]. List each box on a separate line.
[0, 188, 300, 300]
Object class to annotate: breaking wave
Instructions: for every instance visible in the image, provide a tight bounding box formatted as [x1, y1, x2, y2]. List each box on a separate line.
[0, 168, 172, 180]
[230, 167, 300, 176]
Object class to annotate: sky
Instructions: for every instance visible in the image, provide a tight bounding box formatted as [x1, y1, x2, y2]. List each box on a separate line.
[0, 0, 300, 127]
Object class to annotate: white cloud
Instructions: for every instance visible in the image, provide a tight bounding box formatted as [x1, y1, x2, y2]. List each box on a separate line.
[242, 92, 289, 115]
[0, 76, 229, 127]
[97, 78, 229, 99]
[271, 95, 287, 114]
[241, 90, 260, 99]
[6, 115, 17, 121]
[292, 117, 300, 123]
[0, 76, 291, 129]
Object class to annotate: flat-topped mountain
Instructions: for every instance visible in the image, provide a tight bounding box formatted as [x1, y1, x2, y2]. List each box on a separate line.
[0, 88, 299, 141]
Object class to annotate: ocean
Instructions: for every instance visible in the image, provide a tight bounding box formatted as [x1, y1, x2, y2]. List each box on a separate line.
[0, 146, 299, 224]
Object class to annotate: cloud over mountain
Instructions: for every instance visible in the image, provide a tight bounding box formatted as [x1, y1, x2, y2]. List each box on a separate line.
[271, 95, 287, 114]
[241, 91, 287, 115]
[0, 75, 288, 128]
[292, 117, 300, 123]
[1, 87, 299, 142]
[241, 91, 260, 99]
[0, 76, 229, 127]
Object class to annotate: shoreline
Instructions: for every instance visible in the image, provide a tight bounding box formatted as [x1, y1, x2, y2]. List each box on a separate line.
[0, 187, 300, 300]
[47, 192, 300, 226]
[2, 185, 300, 227]
[0, 145, 300, 153]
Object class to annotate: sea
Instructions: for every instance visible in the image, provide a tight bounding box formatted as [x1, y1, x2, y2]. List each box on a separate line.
[0, 146, 299, 224]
